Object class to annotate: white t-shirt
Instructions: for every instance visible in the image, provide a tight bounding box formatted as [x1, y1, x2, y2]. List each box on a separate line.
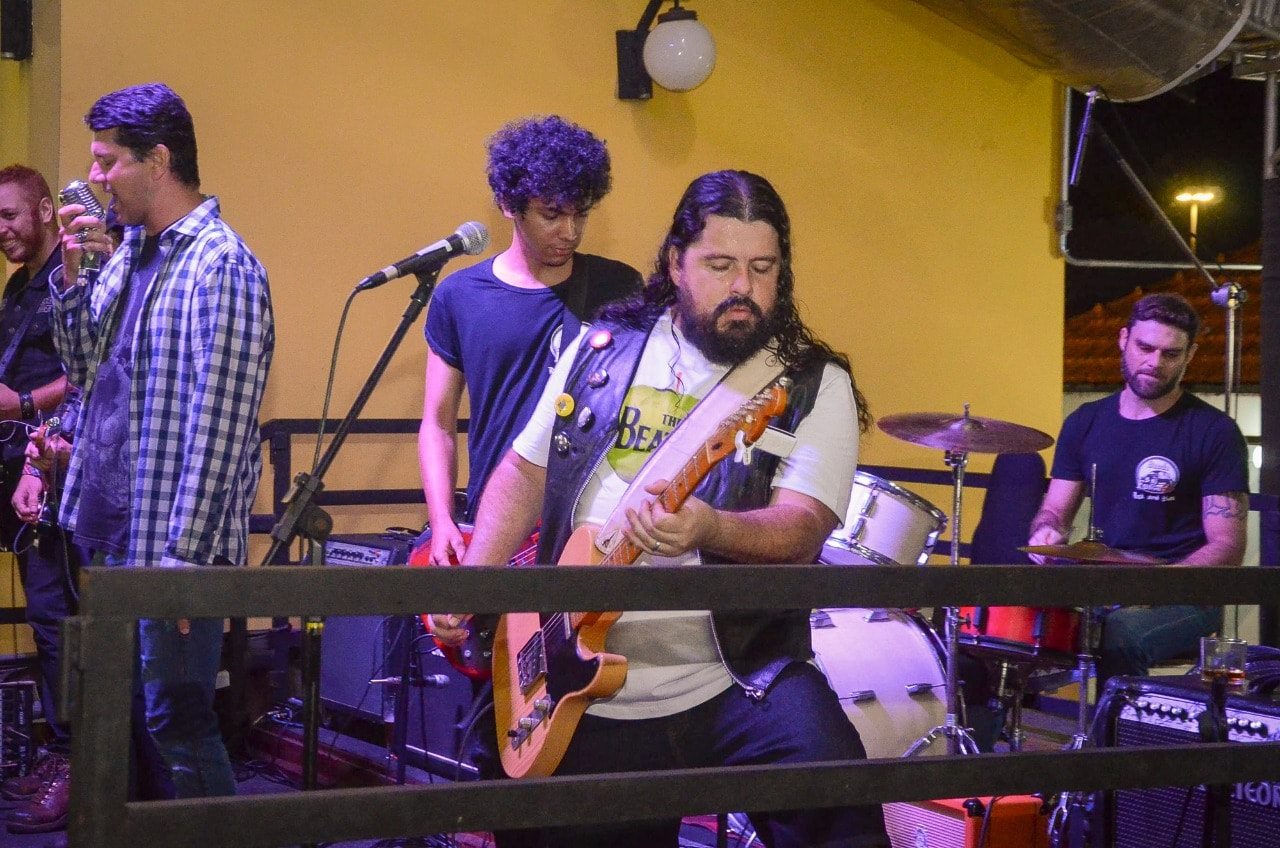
[513, 311, 859, 719]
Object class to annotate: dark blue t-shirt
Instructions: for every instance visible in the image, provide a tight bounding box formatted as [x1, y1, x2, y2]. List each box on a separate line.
[73, 235, 165, 555]
[1050, 391, 1249, 561]
[424, 253, 641, 517]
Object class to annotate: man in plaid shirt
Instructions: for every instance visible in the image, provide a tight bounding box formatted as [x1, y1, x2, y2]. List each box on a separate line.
[56, 83, 274, 798]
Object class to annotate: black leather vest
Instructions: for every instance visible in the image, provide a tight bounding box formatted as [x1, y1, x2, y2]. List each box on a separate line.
[538, 308, 832, 697]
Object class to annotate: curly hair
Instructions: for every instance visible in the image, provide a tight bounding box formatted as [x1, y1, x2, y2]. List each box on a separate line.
[600, 170, 872, 434]
[85, 83, 199, 188]
[486, 116, 612, 215]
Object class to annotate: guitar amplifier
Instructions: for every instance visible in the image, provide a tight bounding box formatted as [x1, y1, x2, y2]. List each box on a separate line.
[884, 795, 1049, 848]
[318, 530, 477, 777]
[1090, 676, 1280, 848]
[321, 530, 416, 566]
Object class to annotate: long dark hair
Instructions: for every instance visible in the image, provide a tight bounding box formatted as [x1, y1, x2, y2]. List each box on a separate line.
[599, 170, 871, 433]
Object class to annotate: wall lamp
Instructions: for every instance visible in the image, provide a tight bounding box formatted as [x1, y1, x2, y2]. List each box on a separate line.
[616, 0, 716, 101]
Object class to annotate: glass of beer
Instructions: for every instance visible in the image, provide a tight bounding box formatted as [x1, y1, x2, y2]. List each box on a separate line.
[1200, 636, 1248, 687]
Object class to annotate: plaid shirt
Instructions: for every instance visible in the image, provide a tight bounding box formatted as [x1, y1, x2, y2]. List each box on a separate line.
[51, 197, 274, 566]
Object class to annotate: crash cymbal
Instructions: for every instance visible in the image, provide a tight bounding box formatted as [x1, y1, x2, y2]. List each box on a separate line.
[1018, 540, 1165, 565]
[878, 408, 1055, 454]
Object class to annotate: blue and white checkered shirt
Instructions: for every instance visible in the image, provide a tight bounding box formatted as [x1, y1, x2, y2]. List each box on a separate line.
[51, 196, 274, 566]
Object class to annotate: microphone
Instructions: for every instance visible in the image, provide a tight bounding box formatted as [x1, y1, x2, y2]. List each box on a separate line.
[368, 673, 452, 688]
[57, 180, 107, 276]
[355, 222, 489, 291]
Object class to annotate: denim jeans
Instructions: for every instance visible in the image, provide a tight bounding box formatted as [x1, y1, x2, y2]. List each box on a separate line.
[1097, 605, 1223, 686]
[519, 661, 889, 847]
[99, 552, 235, 797]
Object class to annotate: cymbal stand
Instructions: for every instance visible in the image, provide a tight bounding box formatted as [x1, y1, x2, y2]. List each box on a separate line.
[1065, 463, 1101, 752]
[906, 445, 980, 756]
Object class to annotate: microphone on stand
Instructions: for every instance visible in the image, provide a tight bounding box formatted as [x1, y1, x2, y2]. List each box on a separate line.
[57, 180, 108, 280]
[355, 222, 489, 291]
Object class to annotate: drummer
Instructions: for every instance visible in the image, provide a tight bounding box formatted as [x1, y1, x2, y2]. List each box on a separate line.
[1026, 293, 1248, 686]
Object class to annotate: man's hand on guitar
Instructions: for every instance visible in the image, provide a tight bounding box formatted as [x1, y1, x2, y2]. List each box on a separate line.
[428, 519, 469, 566]
[428, 613, 473, 648]
[624, 479, 720, 558]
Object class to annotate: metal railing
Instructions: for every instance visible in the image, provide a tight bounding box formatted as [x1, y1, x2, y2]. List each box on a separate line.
[65, 562, 1280, 847]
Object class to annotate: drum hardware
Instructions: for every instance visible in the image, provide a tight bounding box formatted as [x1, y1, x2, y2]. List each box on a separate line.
[822, 471, 947, 566]
[880, 405, 1054, 757]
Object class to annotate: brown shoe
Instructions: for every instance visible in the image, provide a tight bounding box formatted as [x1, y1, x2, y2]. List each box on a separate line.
[1, 754, 66, 802]
[7, 773, 69, 834]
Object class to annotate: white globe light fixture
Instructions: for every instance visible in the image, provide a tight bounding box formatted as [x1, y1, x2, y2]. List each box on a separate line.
[616, 1, 716, 101]
[642, 3, 715, 92]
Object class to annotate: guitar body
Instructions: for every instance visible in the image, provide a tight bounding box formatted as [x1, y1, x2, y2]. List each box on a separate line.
[492, 378, 790, 779]
[495, 525, 628, 779]
[410, 523, 537, 681]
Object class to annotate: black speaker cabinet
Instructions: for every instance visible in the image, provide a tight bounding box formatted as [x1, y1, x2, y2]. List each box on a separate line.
[0, 0, 32, 61]
[318, 532, 476, 777]
[1090, 676, 1280, 848]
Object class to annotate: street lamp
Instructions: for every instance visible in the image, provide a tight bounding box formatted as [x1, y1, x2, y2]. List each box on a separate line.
[1174, 188, 1221, 255]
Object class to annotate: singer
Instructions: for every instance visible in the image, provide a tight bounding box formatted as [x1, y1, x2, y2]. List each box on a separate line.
[53, 83, 275, 800]
[0, 164, 78, 834]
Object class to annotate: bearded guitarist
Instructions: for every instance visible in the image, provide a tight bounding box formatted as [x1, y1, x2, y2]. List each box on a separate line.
[431, 171, 888, 848]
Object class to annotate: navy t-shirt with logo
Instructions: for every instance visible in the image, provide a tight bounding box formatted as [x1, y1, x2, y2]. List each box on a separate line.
[1050, 391, 1249, 561]
[424, 253, 641, 518]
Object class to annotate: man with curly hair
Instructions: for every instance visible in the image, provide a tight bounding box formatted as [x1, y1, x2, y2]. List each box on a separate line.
[433, 170, 886, 847]
[418, 116, 641, 566]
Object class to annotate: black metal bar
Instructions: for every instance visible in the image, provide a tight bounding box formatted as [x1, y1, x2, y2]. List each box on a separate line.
[68, 616, 134, 847]
[110, 744, 1280, 848]
[77, 563, 1280, 621]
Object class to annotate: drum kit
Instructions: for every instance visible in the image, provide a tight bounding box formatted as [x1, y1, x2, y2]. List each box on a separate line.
[815, 404, 1161, 758]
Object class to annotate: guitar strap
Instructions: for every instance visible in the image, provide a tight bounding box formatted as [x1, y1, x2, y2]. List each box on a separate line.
[592, 346, 794, 557]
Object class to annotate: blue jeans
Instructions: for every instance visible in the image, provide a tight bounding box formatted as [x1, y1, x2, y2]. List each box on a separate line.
[525, 662, 889, 847]
[98, 553, 235, 797]
[1097, 605, 1223, 686]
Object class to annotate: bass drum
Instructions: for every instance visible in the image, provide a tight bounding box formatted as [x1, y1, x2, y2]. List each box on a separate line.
[810, 608, 947, 758]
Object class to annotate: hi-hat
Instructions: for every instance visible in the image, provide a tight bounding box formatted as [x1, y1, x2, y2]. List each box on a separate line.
[1018, 540, 1165, 565]
[878, 408, 1054, 454]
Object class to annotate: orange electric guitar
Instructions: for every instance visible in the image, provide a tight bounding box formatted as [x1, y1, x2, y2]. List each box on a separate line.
[494, 379, 789, 779]
[409, 524, 538, 681]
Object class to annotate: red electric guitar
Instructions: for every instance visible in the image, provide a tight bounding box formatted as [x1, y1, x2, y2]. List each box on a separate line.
[494, 379, 789, 778]
[409, 524, 538, 681]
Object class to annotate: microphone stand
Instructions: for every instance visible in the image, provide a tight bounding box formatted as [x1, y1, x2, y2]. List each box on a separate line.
[261, 268, 443, 814]
[1198, 677, 1233, 848]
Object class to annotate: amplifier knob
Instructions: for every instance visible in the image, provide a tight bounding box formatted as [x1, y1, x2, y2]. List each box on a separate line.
[1250, 721, 1264, 733]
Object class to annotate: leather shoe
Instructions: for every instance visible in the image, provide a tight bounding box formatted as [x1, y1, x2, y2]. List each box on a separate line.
[7, 773, 69, 834]
[1, 754, 66, 802]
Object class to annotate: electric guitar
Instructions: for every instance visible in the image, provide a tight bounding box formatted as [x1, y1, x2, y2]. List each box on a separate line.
[409, 523, 539, 681]
[494, 379, 790, 779]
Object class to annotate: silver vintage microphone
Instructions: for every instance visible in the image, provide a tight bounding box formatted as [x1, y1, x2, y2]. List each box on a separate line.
[57, 180, 107, 278]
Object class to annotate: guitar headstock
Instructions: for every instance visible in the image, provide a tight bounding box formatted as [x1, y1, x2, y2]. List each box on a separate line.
[704, 377, 791, 464]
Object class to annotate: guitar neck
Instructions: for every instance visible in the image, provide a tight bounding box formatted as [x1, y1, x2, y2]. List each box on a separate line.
[601, 442, 718, 566]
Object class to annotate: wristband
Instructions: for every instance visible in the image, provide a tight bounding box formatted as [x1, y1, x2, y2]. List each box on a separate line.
[18, 392, 34, 421]
[21, 464, 41, 480]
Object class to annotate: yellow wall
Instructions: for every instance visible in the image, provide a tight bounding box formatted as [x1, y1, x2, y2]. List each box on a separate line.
[13, 1, 1061, 550]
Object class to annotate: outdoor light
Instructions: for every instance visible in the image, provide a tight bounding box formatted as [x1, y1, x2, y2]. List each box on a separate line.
[1174, 187, 1222, 255]
[617, 1, 716, 101]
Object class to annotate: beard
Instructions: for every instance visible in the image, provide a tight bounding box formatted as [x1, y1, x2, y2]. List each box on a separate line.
[1121, 356, 1181, 400]
[674, 291, 779, 366]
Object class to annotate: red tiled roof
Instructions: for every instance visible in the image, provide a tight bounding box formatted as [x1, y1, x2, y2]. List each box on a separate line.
[1063, 243, 1261, 389]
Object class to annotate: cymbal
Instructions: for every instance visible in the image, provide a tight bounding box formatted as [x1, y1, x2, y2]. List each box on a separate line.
[1018, 540, 1165, 565]
[878, 410, 1055, 454]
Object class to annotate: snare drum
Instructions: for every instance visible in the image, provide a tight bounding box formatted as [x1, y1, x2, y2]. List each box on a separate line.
[810, 608, 947, 757]
[958, 606, 1081, 661]
[822, 472, 947, 566]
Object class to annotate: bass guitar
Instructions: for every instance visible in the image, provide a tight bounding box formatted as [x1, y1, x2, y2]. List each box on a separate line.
[494, 379, 789, 778]
[409, 524, 538, 681]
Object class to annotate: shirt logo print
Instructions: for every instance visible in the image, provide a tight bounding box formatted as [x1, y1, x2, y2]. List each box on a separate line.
[1134, 455, 1179, 498]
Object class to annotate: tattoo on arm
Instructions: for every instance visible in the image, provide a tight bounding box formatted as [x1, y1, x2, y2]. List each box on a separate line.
[1204, 493, 1248, 520]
